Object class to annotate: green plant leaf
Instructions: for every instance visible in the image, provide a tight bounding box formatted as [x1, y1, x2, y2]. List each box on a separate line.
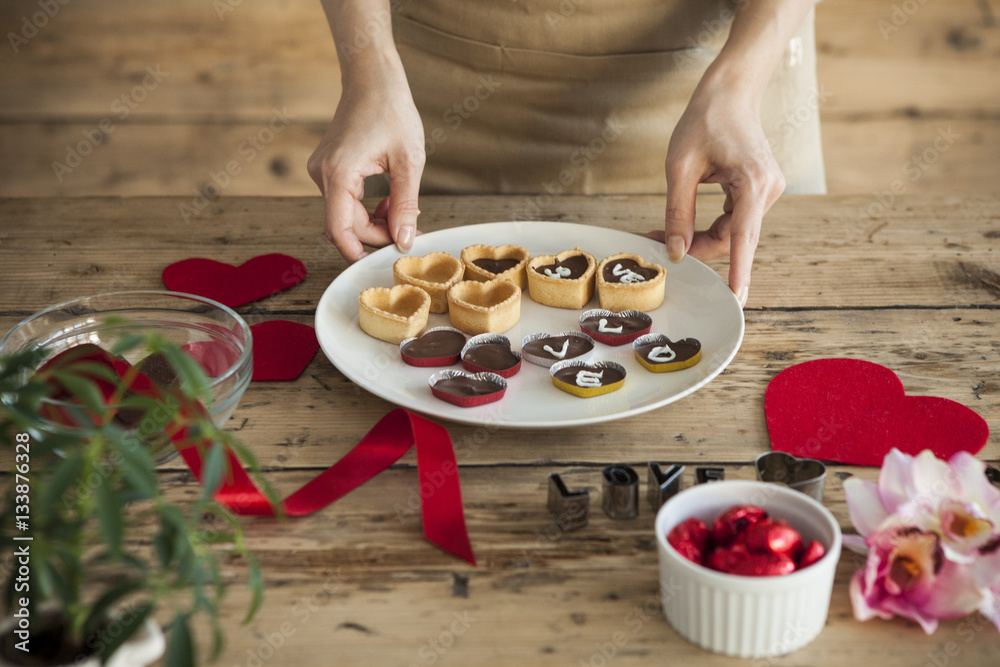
[210, 617, 225, 662]
[39, 450, 85, 523]
[200, 441, 226, 498]
[109, 333, 145, 357]
[165, 612, 195, 667]
[83, 579, 144, 639]
[51, 369, 108, 414]
[115, 432, 158, 493]
[96, 601, 154, 665]
[158, 344, 211, 401]
[244, 553, 264, 624]
[94, 479, 124, 558]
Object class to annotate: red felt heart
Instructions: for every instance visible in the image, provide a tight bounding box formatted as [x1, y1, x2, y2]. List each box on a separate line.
[765, 358, 988, 466]
[250, 320, 318, 382]
[162, 254, 306, 308]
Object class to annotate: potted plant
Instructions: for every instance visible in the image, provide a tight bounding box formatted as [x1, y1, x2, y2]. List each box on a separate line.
[0, 333, 270, 666]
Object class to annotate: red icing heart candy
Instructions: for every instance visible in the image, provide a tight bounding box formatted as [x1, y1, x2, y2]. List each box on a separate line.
[162, 254, 306, 308]
[765, 358, 988, 466]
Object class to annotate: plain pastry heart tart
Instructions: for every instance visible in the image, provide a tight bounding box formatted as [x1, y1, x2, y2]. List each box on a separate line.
[393, 251, 464, 314]
[596, 253, 666, 312]
[447, 279, 521, 335]
[460, 244, 531, 289]
[525, 247, 597, 309]
[358, 284, 431, 344]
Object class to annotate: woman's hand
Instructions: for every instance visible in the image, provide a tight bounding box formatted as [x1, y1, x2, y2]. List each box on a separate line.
[308, 1, 425, 263]
[650, 73, 785, 306]
[649, 0, 815, 306]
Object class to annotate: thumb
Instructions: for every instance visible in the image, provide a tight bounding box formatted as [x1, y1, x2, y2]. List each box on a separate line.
[386, 152, 424, 252]
[663, 164, 700, 263]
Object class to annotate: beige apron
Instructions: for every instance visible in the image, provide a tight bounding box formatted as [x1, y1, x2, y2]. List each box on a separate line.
[389, 0, 826, 196]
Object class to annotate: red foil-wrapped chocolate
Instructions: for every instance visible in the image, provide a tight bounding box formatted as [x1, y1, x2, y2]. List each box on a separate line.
[711, 505, 768, 546]
[668, 504, 823, 577]
[798, 540, 826, 569]
[667, 517, 710, 564]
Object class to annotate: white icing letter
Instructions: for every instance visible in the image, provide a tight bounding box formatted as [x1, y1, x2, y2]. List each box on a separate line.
[544, 266, 572, 279]
[612, 263, 646, 284]
[648, 345, 676, 363]
[597, 318, 623, 334]
[576, 370, 604, 388]
[543, 339, 570, 359]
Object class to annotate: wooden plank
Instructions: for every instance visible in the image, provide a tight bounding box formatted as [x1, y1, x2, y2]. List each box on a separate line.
[0, 0, 342, 122]
[148, 466, 1000, 666]
[2, 195, 1000, 309]
[2, 0, 997, 121]
[5, 306, 994, 468]
[1, 117, 997, 198]
[0, 123, 324, 198]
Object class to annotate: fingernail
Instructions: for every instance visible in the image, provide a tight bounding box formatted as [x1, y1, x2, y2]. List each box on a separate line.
[737, 286, 749, 308]
[396, 225, 414, 251]
[667, 235, 686, 263]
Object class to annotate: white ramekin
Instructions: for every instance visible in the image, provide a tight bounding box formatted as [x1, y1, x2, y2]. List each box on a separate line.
[654, 480, 842, 658]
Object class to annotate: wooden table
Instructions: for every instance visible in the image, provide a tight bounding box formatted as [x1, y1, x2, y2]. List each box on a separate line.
[2, 195, 999, 665]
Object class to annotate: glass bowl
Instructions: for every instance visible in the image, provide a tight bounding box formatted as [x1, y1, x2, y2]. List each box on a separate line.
[0, 290, 252, 463]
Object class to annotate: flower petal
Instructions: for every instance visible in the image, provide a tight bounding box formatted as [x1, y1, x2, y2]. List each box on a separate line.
[845, 477, 889, 536]
[878, 449, 917, 513]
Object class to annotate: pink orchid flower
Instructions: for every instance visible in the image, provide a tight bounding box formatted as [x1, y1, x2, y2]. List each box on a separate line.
[844, 449, 1000, 634]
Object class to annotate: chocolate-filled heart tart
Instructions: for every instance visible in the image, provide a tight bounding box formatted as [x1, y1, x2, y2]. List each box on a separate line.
[429, 370, 507, 407]
[460, 244, 530, 288]
[596, 253, 666, 312]
[399, 327, 467, 367]
[358, 284, 431, 344]
[632, 333, 702, 373]
[520, 331, 594, 368]
[526, 248, 597, 309]
[461, 334, 522, 378]
[550, 360, 626, 398]
[393, 251, 464, 314]
[579, 308, 652, 346]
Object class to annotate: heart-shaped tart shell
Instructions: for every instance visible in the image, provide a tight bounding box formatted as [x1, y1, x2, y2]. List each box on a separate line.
[596, 253, 666, 312]
[460, 244, 531, 289]
[632, 333, 702, 373]
[550, 360, 626, 398]
[526, 248, 597, 309]
[358, 284, 431, 344]
[393, 252, 464, 314]
[447, 279, 521, 335]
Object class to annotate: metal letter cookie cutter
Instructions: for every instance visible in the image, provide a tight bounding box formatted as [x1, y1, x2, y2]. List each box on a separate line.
[547, 473, 590, 531]
[647, 463, 684, 512]
[602, 464, 639, 520]
[695, 467, 725, 484]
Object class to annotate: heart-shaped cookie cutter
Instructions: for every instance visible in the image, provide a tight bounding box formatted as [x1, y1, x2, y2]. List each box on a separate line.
[754, 451, 827, 502]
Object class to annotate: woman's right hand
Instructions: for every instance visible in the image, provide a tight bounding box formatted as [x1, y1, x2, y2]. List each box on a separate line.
[307, 52, 426, 263]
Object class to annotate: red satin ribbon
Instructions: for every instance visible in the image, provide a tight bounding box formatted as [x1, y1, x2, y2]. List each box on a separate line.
[38, 345, 477, 565]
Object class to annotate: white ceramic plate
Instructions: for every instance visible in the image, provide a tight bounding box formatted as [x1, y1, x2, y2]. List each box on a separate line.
[315, 221, 744, 428]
